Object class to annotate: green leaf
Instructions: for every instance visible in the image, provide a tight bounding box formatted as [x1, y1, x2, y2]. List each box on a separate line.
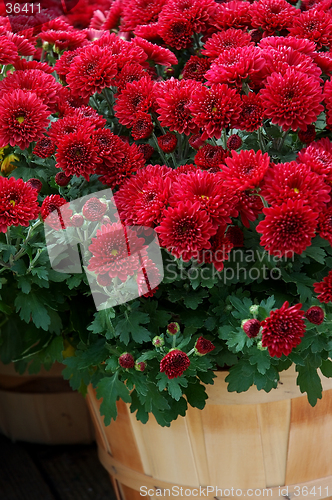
[228, 296, 252, 319]
[183, 289, 209, 310]
[302, 246, 326, 265]
[96, 373, 131, 425]
[320, 359, 332, 378]
[225, 361, 255, 392]
[14, 292, 51, 331]
[183, 380, 208, 409]
[296, 360, 322, 406]
[115, 311, 151, 345]
[249, 349, 271, 375]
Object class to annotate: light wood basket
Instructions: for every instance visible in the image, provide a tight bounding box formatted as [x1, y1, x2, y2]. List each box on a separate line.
[0, 362, 95, 444]
[87, 366, 332, 500]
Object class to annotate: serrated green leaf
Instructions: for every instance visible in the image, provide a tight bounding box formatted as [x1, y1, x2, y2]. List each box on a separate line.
[248, 349, 271, 374]
[183, 380, 208, 409]
[296, 360, 322, 406]
[14, 292, 51, 331]
[320, 359, 332, 378]
[96, 373, 131, 425]
[115, 311, 151, 345]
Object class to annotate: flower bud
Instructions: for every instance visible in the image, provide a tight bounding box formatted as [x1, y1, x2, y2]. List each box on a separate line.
[119, 352, 135, 368]
[152, 336, 164, 347]
[194, 337, 215, 356]
[135, 361, 146, 372]
[167, 322, 180, 335]
[242, 319, 261, 338]
[305, 306, 324, 325]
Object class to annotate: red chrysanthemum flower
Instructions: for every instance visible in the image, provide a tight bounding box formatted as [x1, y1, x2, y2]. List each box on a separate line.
[190, 84, 242, 141]
[33, 137, 55, 158]
[27, 178, 42, 193]
[160, 0, 216, 33]
[158, 15, 194, 50]
[13, 59, 52, 74]
[236, 93, 265, 132]
[226, 225, 244, 247]
[194, 144, 228, 171]
[261, 302, 305, 357]
[202, 28, 252, 60]
[189, 134, 206, 151]
[205, 46, 265, 87]
[55, 172, 71, 187]
[259, 35, 317, 57]
[250, 0, 298, 35]
[55, 131, 101, 182]
[314, 271, 332, 303]
[305, 306, 325, 325]
[0, 69, 62, 114]
[41, 194, 73, 231]
[160, 349, 190, 379]
[260, 68, 324, 132]
[71, 214, 84, 228]
[101, 0, 123, 30]
[288, 9, 332, 49]
[0, 35, 18, 65]
[155, 200, 216, 261]
[121, 0, 167, 31]
[119, 353, 135, 368]
[0, 177, 39, 233]
[195, 224, 233, 271]
[67, 44, 117, 99]
[227, 134, 242, 150]
[48, 114, 96, 148]
[169, 170, 237, 229]
[212, 1, 251, 30]
[137, 256, 161, 298]
[318, 206, 332, 245]
[113, 64, 147, 93]
[297, 138, 332, 183]
[298, 125, 316, 144]
[114, 76, 155, 128]
[0, 90, 49, 150]
[314, 52, 332, 76]
[181, 56, 210, 82]
[256, 199, 318, 257]
[131, 112, 154, 140]
[132, 36, 178, 67]
[236, 191, 263, 228]
[195, 337, 215, 355]
[137, 143, 155, 162]
[56, 87, 90, 117]
[220, 149, 270, 190]
[6, 32, 35, 57]
[242, 319, 261, 338]
[93, 129, 126, 167]
[88, 223, 146, 282]
[157, 133, 177, 153]
[54, 48, 83, 83]
[82, 198, 107, 222]
[156, 79, 201, 136]
[39, 30, 87, 52]
[96, 142, 145, 190]
[114, 164, 171, 226]
[69, 106, 106, 130]
[261, 161, 330, 212]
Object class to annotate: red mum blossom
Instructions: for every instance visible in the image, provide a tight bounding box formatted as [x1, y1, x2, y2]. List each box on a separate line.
[132, 36, 178, 67]
[55, 172, 71, 187]
[71, 214, 84, 228]
[156, 79, 201, 135]
[189, 134, 206, 151]
[114, 164, 171, 226]
[41, 194, 73, 231]
[66, 44, 117, 99]
[195, 337, 215, 355]
[83, 198, 108, 221]
[298, 125, 316, 144]
[137, 256, 161, 297]
[318, 206, 332, 245]
[155, 200, 216, 260]
[236, 191, 263, 228]
[190, 84, 242, 140]
[259, 35, 317, 57]
[113, 64, 147, 93]
[56, 87, 90, 117]
[0, 35, 18, 65]
[6, 32, 35, 57]
[96, 142, 145, 190]
[242, 319, 261, 338]
[131, 112, 154, 140]
[226, 225, 244, 247]
[88, 223, 146, 281]
[182, 56, 210, 82]
[314, 52, 332, 76]
[54, 48, 83, 83]
[14, 60, 53, 74]
[205, 46, 265, 87]
[220, 149, 270, 190]
[169, 170, 237, 228]
[250, 0, 298, 35]
[93, 129, 126, 167]
[158, 133, 177, 153]
[158, 14, 194, 49]
[260, 161, 330, 212]
[289, 9, 332, 49]
[194, 144, 228, 171]
[256, 200, 318, 257]
[195, 224, 233, 271]
[0, 69, 62, 114]
[33, 137, 55, 158]
[0, 90, 49, 150]
[101, 0, 123, 30]
[227, 134, 242, 150]
[114, 76, 155, 127]
[297, 138, 332, 182]
[202, 28, 252, 60]
[212, 1, 251, 30]
[261, 302, 305, 357]
[260, 68, 324, 131]
[236, 93, 264, 132]
[0, 177, 39, 233]
[314, 270, 332, 303]
[56, 131, 101, 182]
[305, 306, 325, 325]
[39, 30, 87, 52]
[48, 114, 95, 147]
[121, 0, 167, 31]
[69, 106, 106, 130]
[160, 349, 190, 379]
[137, 143, 155, 162]
[160, 0, 216, 33]
[119, 353, 135, 368]
[27, 178, 42, 193]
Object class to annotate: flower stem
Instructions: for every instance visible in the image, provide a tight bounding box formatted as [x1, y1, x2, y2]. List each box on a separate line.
[277, 129, 290, 151]
[258, 127, 266, 153]
[152, 133, 170, 167]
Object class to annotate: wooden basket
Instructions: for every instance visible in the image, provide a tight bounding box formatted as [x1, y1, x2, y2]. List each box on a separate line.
[87, 365, 332, 500]
[0, 362, 95, 444]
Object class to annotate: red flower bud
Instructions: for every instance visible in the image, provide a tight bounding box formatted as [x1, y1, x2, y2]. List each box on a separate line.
[158, 133, 177, 153]
[119, 353, 135, 368]
[195, 336, 215, 355]
[242, 319, 261, 338]
[55, 172, 71, 187]
[160, 349, 190, 379]
[305, 306, 324, 325]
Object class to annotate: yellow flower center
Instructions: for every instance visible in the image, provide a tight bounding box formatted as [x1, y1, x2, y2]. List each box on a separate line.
[10, 200, 16, 207]
[111, 249, 118, 256]
[293, 188, 300, 194]
[16, 116, 25, 124]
